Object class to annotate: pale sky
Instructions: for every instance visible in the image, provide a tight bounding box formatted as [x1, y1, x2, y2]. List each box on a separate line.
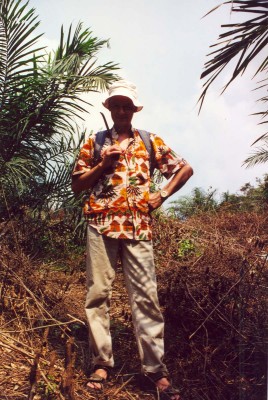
[30, 0, 267, 201]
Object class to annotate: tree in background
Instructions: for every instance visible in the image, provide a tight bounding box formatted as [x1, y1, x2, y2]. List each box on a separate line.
[0, 0, 118, 222]
[199, 0, 268, 167]
[168, 174, 267, 219]
[167, 187, 218, 219]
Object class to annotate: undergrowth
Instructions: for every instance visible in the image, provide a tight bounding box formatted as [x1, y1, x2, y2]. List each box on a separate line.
[0, 210, 267, 399]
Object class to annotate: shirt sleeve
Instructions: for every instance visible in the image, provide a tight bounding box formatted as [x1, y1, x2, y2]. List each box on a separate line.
[72, 134, 95, 176]
[150, 133, 187, 179]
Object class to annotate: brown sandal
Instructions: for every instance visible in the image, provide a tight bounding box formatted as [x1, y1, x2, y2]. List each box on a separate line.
[86, 365, 112, 392]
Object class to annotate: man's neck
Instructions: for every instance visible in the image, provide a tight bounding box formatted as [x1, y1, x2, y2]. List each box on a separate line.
[113, 125, 133, 136]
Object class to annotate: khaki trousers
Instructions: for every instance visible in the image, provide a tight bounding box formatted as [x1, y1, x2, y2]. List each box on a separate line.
[85, 225, 168, 374]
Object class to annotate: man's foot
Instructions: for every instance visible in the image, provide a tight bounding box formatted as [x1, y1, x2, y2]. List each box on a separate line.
[86, 367, 109, 391]
[155, 377, 181, 400]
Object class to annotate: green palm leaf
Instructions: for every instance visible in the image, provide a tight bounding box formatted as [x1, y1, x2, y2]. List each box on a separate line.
[199, 0, 268, 165]
[243, 139, 268, 167]
[0, 0, 43, 96]
[0, 0, 119, 225]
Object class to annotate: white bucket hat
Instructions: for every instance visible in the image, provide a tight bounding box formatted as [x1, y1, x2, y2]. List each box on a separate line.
[102, 79, 143, 112]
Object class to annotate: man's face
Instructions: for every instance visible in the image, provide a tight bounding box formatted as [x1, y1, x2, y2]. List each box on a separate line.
[108, 96, 136, 131]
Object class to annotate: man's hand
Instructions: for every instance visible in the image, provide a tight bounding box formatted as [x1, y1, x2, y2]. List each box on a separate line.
[148, 191, 164, 211]
[148, 164, 194, 212]
[72, 144, 122, 194]
[101, 144, 122, 169]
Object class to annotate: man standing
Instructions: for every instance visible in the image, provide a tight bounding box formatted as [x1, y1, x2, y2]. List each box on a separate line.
[72, 80, 193, 399]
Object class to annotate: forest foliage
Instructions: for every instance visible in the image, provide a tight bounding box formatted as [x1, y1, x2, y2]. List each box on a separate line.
[0, 0, 118, 225]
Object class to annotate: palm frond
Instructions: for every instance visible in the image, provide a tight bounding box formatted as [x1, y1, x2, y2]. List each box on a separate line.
[243, 138, 268, 167]
[199, 0, 268, 111]
[46, 23, 119, 95]
[199, 0, 268, 165]
[0, 155, 37, 191]
[0, 0, 44, 101]
[0, 1, 119, 220]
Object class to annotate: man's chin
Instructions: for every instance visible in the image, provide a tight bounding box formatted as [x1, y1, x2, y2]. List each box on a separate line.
[114, 121, 132, 131]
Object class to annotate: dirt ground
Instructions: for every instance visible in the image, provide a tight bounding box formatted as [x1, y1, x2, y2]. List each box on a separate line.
[0, 260, 171, 400]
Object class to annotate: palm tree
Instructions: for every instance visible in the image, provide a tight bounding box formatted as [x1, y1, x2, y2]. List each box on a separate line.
[0, 0, 118, 221]
[199, 0, 268, 166]
[167, 187, 218, 219]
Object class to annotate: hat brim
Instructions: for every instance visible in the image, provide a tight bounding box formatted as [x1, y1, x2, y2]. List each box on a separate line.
[102, 94, 143, 112]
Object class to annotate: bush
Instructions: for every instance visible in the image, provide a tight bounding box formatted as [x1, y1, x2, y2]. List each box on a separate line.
[154, 211, 267, 400]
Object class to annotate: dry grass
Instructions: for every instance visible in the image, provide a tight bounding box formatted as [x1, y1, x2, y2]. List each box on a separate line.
[0, 210, 267, 399]
[154, 211, 267, 400]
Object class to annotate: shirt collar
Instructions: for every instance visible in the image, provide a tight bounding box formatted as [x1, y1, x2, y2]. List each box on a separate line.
[111, 126, 135, 140]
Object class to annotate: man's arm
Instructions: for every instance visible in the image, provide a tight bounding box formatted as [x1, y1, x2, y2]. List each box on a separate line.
[71, 144, 122, 194]
[72, 162, 106, 194]
[148, 163, 193, 211]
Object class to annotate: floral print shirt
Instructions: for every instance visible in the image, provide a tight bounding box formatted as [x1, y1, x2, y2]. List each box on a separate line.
[73, 127, 187, 240]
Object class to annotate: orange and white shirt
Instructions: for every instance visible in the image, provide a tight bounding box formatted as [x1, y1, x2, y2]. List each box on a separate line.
[73, 128, 187, 240]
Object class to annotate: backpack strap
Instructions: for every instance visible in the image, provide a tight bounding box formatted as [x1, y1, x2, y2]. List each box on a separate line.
[137, 129, 155, 177]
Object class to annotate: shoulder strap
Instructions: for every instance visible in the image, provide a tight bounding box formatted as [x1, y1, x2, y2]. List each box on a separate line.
[94, 130, 108, 164]
[137, 129, 155, 177]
